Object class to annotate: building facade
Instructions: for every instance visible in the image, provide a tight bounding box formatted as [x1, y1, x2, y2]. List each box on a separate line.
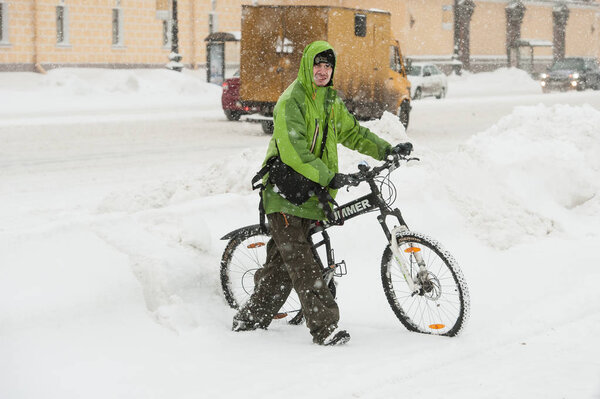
[1, 0, 599, 73]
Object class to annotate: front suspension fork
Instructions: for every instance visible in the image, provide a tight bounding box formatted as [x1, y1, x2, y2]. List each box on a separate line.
[389, 226, 428, 294]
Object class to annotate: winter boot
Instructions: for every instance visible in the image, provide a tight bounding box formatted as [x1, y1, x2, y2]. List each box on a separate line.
[232, 317, 267, 332]
[320, 328, 351, 346]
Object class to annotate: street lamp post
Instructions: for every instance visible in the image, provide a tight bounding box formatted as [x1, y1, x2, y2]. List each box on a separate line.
[167, 0, 183, 71]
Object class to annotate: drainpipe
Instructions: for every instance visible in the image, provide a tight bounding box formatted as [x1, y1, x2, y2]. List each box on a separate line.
[33, 0, 46, 73]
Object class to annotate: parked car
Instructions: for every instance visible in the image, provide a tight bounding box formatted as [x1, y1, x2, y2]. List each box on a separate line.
[540, 57, 600, 92]
[407, 62, 448, 100]
[221, 71, 258, 121]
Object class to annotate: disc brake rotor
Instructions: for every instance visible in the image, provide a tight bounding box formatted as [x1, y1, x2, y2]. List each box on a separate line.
[419, 271, 442, 301]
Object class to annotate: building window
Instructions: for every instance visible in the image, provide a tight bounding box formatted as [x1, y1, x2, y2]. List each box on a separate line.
[162, 19, 171, 47]
[442, 5, 453, 31]
[0, 2, 8, 44]
[355, 14, 366, 37]
[112, 8, 123, 46]
[56, 4, 69, 44]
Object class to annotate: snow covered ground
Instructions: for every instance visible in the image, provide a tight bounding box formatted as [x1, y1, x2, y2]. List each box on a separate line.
[1, 67, 599, 399]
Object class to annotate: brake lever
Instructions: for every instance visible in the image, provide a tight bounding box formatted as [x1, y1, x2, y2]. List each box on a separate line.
[344, 171, 364, 191]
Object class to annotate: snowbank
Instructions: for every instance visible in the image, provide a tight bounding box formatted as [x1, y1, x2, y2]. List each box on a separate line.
[0, 68, 221, 121]
[447, 67, 543, 97]
[423, 103, 600, 249]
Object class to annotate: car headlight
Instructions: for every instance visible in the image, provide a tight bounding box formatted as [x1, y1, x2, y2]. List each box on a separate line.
[571, 73, 580, 79]
[540, 73, 548, 79]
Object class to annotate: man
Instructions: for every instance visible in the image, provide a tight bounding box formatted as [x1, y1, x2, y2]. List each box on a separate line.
[232, 41, 412, 345]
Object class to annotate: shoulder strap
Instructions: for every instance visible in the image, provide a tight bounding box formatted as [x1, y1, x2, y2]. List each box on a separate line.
[318, 108, 331, 158]
[252, 156, 278, 230]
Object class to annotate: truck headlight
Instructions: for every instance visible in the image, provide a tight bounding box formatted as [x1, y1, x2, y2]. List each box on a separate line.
[571, 73, 580, 79]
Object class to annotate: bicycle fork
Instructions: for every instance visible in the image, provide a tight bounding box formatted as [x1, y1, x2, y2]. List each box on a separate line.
[389, 226, 427, 295]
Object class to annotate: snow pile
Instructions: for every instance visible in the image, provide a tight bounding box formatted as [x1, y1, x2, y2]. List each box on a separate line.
[41, 68, 214, 97]
[0, 68, 221, 118]
[97, 148, 264, 213]
[363, 110, 409, 141]
[93, 208, 224, 332]
[448, 67, 543, 97]
[425, 103, 600, 248]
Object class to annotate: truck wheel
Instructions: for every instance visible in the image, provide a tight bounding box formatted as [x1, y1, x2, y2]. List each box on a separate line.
[435, 87, 446, 99]
[261, 120, 274, 135]
[224, 110, 241, 121]
[398, 101, 410, 129]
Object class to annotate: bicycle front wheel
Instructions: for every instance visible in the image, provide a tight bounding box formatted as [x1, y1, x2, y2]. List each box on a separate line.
[220, 226, 303, 324]
[381, 231, 470, 337]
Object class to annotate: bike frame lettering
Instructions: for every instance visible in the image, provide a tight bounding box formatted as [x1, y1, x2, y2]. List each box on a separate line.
[332, 194, 377, 222]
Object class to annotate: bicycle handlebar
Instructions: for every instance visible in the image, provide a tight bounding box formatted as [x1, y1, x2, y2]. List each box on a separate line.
[343, 154, 420, 188]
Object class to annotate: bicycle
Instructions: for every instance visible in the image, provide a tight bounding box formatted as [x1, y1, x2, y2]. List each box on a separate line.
[220, 153, 470, 336]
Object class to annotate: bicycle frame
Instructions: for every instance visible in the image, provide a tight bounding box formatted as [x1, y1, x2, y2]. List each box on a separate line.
[307, 171, 422, 294]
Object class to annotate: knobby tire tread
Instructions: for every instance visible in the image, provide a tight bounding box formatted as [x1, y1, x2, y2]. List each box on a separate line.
[380, 231, 470, 337]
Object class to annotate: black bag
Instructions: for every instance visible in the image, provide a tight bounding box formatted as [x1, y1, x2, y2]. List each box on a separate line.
[267, 157, 322, 206]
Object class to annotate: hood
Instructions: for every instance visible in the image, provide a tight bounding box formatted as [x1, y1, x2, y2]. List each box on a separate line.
[297, 41, 336, 93]
[549, 69, 579, 78]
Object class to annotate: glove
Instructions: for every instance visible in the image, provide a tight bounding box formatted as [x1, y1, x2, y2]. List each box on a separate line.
[329, 173, 359, 189]
[387, 142, 413, 157]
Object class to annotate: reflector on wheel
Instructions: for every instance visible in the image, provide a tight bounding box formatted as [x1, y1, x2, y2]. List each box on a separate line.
[247, 242, 266, 249]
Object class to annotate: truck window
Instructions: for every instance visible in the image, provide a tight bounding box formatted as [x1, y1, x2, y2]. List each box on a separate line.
[389, 46, 402, 73]
[389, 46, 397, 72]
[355, 14, 366, 37]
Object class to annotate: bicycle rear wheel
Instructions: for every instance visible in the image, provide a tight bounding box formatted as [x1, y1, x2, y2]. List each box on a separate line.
[381, 231, 470, 336]
[220, 226, 303, 324]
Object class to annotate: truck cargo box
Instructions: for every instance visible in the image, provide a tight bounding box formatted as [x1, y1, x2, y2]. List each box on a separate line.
[239, 5, 411, 129]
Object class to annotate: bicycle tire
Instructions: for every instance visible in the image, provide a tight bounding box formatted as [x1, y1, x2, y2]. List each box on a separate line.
[381, 231, 470, 337]
[220, 225, 305, 324]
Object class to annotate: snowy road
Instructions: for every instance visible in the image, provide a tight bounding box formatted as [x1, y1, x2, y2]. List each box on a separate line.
[1, 68, 600, 398]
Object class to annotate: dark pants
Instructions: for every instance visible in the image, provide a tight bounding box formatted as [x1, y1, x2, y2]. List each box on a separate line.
[233, 213, 339, 343]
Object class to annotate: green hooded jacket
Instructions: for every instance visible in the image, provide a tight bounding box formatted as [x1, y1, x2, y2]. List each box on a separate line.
[262, 40, 392, 220]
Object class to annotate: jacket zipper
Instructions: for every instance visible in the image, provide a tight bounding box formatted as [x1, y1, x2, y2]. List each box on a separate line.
[310, 119, 319, 153]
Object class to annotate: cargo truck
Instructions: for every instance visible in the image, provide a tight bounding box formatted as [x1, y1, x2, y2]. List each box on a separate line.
[239, 5, 412, 134]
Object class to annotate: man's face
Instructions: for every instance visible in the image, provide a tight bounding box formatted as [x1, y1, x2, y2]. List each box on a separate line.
[313, 62, 333, 87]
